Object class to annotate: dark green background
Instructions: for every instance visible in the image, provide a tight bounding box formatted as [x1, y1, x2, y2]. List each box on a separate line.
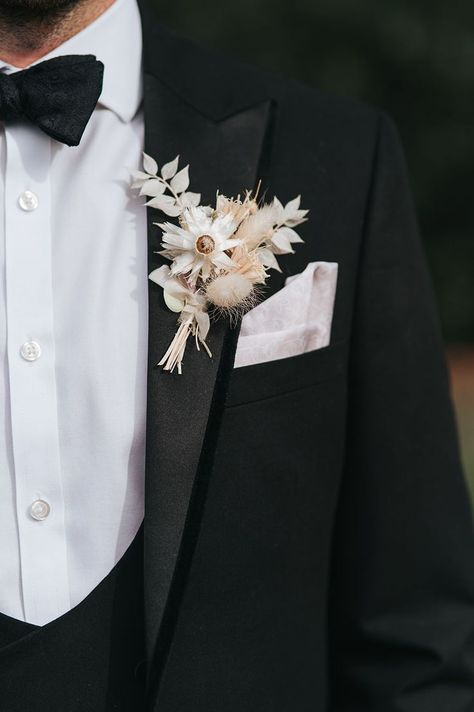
[154, 0, 474, 343]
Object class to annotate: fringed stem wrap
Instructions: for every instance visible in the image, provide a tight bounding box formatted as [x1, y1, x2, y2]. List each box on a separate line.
[158, 314, 194, 375]
[158, 309, 212, 374]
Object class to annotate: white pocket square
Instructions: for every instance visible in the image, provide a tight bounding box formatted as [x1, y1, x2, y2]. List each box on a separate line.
[234, 261, 338, 368]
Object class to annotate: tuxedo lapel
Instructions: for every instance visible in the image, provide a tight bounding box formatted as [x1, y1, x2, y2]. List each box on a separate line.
[141, 22, 273, 702]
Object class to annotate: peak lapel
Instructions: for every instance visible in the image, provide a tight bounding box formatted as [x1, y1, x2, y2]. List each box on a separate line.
[142, 61, 272, 699]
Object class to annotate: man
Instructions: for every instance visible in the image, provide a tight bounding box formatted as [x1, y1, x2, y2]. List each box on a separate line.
[0, 0, 473, 709]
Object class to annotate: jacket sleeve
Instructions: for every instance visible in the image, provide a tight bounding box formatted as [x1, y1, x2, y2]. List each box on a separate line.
[328, 111, 474, 711]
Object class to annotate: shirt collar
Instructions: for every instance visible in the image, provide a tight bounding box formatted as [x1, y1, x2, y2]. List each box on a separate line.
[0, 0, 143, 123]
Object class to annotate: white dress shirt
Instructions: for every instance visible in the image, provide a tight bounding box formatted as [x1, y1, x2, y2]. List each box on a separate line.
[0, 0, 148, 625]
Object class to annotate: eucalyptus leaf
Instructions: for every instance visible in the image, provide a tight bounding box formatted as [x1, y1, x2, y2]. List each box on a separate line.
[160, 203, 183, 217]
[161, 156, 180, 180]
[164, 290, 185, 312]
[180, 192, 201, 208]
[146, 194, 175, 209]
[143, 153, 158, 176]
[139, 179, 167, 197]
[170, 165, 190, 194]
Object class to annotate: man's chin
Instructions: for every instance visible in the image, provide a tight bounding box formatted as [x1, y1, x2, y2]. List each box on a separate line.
[0, 0, 83, 18]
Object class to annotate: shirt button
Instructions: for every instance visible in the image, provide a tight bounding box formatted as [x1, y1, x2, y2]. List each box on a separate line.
[18, 190, 39, 212]
[20, 341, 42, 361]
[29, 499, 51, 521]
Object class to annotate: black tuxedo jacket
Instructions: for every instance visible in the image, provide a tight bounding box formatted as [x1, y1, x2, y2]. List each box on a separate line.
[139, 4, 474, 710]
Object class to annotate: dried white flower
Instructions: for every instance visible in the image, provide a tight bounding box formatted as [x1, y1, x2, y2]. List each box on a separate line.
[159, 206, 241, 282]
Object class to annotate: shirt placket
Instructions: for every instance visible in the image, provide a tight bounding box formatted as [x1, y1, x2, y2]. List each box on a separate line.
[4, 124, 70, 625]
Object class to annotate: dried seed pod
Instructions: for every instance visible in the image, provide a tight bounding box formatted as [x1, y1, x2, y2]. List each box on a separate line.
[206, 273, 253, 308]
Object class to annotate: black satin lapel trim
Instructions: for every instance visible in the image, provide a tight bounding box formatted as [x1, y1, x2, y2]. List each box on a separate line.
[143, 71, 272, 704]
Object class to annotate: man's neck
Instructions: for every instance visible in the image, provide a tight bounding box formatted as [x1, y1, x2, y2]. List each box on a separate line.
[0, 0, 115, 68]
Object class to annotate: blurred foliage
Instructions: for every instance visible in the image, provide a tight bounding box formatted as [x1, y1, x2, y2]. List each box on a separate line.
[153, 0, 474, 343]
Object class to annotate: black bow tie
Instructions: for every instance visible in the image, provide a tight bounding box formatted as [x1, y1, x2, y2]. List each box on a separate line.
[0, 54, 104, 147]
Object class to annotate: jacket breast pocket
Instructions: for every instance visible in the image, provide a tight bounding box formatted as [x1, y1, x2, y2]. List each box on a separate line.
[226, 339, 348, 408]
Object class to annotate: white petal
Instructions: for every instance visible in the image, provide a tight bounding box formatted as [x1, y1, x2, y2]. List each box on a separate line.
[170, 252, 196, 274]
[212, 212, 238, 239]
[277, 226, 304, 244]
[283, 196, 301, 220]
[170, 165, 190, 194]
[168, 279, 194, 299]
[158, 249, 176, 261]
[164, 290, 185, 312]
[200, 263, 211, 280]
[149, 265, 171, 287]
[184, 206, 213, 236]
[271, 230, 294, 254]
[161, 156, 180, 180]
[212, 252, 235, 268]
[220, 238, 241, 251]
[272, 196, 285, 221]
[195, 310, 210, 341]
[160, 237, 185, 250]
[143, 153, 158, 176]
[161, 233, 190, 249]
[258, 247, 282, 272]
[285, 209, 309, 227]
[157, 221, 186, 234]
[285, 217, 307, 228]
[151, 270, 194, 303]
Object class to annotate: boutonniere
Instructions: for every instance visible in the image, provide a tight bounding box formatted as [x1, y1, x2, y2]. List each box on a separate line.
[131, 153, 308, 373]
